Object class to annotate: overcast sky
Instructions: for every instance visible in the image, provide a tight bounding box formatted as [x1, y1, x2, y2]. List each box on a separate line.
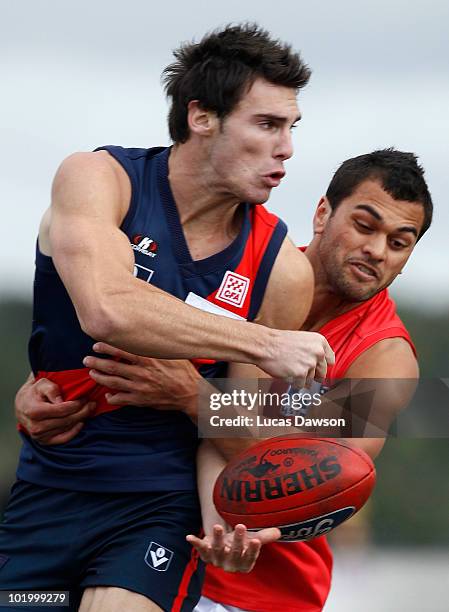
[1, 0, 448, 311]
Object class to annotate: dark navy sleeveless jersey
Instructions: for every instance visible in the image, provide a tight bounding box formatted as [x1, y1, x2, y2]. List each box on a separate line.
[18, 146, 288, 493]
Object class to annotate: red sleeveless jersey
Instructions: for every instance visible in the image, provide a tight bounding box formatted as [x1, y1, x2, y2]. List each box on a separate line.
[202, 265, 415, 611]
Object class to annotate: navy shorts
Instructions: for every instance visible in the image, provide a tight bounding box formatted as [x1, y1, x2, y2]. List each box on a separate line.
[0, 480, 204, 611]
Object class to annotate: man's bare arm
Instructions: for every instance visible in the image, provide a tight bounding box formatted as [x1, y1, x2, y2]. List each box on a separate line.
[186, 440, 280, 573]
[340, 337, 418, 458]
[14, 236, 321, 447]
[294, 337, 418, 460]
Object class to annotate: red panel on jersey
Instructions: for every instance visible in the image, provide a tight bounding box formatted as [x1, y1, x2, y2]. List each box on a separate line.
[206, 206, 280, 318]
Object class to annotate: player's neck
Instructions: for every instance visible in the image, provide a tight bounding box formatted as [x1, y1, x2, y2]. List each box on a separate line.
[168, 143, 244, 259]
[304, 290, 356, 331]
[168, 143, 241, 229]
[302, 242, 359, 331]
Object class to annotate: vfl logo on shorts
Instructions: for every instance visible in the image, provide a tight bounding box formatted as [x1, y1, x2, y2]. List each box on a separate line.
[144, 541, 174, 572]
[216, 271, 250, 308]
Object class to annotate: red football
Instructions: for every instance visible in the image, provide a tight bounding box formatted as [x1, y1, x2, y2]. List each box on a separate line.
[213, 436, 376, 542]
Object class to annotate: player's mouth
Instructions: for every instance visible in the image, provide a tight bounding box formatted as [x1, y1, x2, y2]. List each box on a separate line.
[262, 170, 285, 188]
[348, 260, 379, 281]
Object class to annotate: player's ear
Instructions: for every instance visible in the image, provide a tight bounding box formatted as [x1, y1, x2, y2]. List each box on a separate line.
[187, 100, 218, 137]
[313, 197, 332, 235]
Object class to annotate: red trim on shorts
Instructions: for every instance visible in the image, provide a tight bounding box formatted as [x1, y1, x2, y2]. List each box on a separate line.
[171, 547, 200, 612]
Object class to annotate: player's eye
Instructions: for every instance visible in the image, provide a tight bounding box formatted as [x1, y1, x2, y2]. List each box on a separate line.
[355, 220, 373, 233]
[390, 238, 408, 250]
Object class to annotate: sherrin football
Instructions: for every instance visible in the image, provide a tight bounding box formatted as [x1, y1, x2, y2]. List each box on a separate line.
[213, 436, 376, 542]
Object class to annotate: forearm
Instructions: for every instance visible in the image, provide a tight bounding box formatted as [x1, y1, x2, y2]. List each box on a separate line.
[197, 440, 228, 532]
[209, 437, 267, 462]
[83, 278, 273, 366]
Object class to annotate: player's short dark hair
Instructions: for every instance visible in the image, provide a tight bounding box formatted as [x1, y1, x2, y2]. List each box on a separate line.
[326, 148, 433, 240]
[162, 23, 311, 143]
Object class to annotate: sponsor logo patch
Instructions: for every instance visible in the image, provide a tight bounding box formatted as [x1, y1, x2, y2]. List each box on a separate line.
[144, 542, 174, 572]
[216, 271, 250, 308]
[131, 234, 158, 258]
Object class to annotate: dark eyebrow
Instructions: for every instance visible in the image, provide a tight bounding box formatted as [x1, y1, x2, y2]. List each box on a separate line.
[354, 204, 418, 237]
[254, 113, 302, 125]
[396, 226, 418, 238]
[354, 204, 382, 221]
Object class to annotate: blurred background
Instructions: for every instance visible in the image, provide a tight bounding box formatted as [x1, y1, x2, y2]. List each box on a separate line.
[1, 1, 448, 610]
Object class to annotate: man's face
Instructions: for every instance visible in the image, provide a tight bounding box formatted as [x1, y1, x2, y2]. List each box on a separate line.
[317, 179, 425, 302]
[207, 78, 300, 204]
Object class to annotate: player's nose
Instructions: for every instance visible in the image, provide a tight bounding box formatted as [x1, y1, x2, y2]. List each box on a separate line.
[362, 234, 387, 261]
[274, 129, 294, 161]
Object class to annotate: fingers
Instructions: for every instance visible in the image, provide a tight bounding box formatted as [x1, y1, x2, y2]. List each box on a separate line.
[185, 535, 213, 563]
[37, 422, 85, 446]
[323, 339, 335, 365]
[26, 402, 95, 439]
[31, 399, 95, 421]
[83, 356, 138, 380]
[92, 342, 141, 365]
[228, 524, 248, 566]
[104, 392, 130, 406]
[186, 524, 274, 573]
[315, 356, 328, 382]
[306, 337, 334, 385]
[249, 527, 281, 545]
[234, 526, 280, 573]
[87, 369, 136, 391]
[210, 524, 227, 567]
[291, 375, 307, 389]
[186, 529, 228, 567]
[234, 538, 261, 573]
[34, 378, 63, 404]
[304, 368, 316, 389]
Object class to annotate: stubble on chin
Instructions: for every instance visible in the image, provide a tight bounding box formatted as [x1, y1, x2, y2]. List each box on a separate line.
[327, 264, 381, 303]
